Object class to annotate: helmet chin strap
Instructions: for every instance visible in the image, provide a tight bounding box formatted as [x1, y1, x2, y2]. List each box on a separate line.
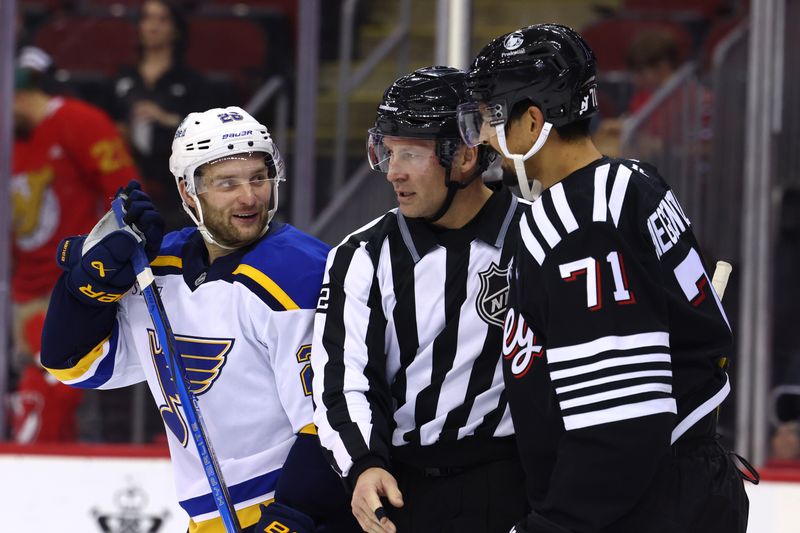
[494, 121, 552, 201]
[425, 163, 483, 223]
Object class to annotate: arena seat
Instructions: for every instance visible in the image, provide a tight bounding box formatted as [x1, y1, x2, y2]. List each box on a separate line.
[33, 14, 137, 78]
[186, 15, 268, 100]
[581, 19, 694, 72]
[621, 0, 731, 22]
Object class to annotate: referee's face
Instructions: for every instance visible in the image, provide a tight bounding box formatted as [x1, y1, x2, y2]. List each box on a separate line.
[383, 137, 447, 219]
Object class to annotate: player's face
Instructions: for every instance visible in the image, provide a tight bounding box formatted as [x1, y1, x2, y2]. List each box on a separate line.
[195, 154, 273, 248]
[140, 0, 177, 50]
[382, 137, 448, 219]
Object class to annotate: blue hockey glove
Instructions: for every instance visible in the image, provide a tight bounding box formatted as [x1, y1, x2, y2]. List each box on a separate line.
[119, 180, 164, 262]
[255, 502, 315, 533]
[56, 180, 164, 306]
[57, 232, 138, 306]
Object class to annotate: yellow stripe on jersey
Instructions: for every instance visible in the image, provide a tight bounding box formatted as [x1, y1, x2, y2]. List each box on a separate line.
[151, 255, 183, 268]
[233, 264, 300, 310]
[43, 333, 111, 382]
[188, 498, 273, 532]
[299, 423, 317, 435]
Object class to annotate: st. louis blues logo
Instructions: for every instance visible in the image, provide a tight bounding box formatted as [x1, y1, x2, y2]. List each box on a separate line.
[147, 330, 234, 446]
[476, 262, 510, 327]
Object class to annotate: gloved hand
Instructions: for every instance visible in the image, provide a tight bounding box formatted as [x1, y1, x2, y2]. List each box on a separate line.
[255, 502, 316, 533]
[56, 180, 164, 306]
[56, 232, 138, 306]
[120, 180, 164, 262]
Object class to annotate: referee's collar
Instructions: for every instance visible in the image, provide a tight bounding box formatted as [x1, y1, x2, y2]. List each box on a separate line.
[397, 187, 519, 263]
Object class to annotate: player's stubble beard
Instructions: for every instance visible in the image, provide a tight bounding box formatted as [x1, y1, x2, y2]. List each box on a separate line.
[198, 195, 269, 249]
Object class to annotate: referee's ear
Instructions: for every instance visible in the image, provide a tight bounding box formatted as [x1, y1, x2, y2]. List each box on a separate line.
[454, 145, 479, 176]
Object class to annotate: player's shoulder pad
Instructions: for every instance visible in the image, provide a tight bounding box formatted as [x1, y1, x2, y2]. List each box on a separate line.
[149, 227, 195, 276]
[615, 157, 674, 210]
[236, 224, 331, 311]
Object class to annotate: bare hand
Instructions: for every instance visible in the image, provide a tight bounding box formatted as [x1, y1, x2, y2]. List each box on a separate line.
[351, 467, 403, 533]
[132, 100, 179, 127]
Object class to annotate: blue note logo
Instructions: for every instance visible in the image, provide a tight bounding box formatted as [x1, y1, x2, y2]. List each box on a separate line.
[147, 330, 235, 446]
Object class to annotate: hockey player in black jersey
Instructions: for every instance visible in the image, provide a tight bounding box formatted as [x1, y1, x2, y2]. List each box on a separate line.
[458, 24, 753, 533]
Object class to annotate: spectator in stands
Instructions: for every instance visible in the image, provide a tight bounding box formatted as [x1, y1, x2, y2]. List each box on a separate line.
[11, 46, 139, 383]
[594, 29, 708, 159]
[624, 29, 682, 115]
[112, 0, 215, 231]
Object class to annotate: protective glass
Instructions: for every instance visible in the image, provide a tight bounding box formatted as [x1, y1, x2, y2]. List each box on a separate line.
[367, 129, 439, 174]
[456, 101, 508, 147]
[195, 151, 284, 195]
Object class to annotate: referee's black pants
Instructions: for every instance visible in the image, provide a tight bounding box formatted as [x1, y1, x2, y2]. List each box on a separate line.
[386, 456, 529, 533]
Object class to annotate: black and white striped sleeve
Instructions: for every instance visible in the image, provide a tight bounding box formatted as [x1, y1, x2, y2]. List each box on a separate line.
[311, 236, 393, 485]
[516, 217, 677, 530]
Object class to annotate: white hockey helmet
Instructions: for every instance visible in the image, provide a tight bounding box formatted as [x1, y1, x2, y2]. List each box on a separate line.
[169, 106, 285, 247]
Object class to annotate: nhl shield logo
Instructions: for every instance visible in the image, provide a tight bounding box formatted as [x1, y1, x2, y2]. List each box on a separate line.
[476, 262, 510, 327]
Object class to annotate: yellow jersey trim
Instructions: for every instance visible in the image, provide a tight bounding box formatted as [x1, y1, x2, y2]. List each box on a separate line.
[151, 255, 183, 269]
[44, 334, 110, 381]
[188, 498, 273, 532]
[299, 423, 318, 435]
[233, 264, 300, 310]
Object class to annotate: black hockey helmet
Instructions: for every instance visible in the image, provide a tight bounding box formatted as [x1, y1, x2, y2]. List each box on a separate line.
[368, 66, 493, 221]
[458, 24, 598, 147]
[374, 65, 464, 139]
[369, 66, 471, 172]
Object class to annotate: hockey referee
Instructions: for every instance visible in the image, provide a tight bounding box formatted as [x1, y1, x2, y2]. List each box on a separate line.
[311, 66, 529, 533]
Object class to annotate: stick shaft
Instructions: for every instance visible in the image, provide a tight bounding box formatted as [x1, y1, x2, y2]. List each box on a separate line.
[112, 199, 241, 532]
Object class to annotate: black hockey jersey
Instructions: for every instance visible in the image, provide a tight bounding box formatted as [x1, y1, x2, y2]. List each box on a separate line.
[502, 157, 732, 531]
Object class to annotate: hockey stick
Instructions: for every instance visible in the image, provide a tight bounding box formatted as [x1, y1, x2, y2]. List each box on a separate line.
[711, 260, 733, 300]
[711, 260, 732, 370]
[111, 197, 242, 533]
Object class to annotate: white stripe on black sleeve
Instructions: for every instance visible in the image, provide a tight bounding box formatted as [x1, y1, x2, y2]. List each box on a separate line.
[547, 331, 676, 431]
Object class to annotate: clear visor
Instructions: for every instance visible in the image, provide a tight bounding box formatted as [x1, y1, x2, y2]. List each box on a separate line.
[194, 151, 284, 195]
[366, 129, 440, 173]
[456, 101, 507, 148]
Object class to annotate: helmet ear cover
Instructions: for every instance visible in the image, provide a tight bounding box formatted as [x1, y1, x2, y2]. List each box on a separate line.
[434, 139, 493, 176]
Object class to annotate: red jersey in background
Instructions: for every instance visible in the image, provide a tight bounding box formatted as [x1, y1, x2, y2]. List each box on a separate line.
[12, 96, 139, 302]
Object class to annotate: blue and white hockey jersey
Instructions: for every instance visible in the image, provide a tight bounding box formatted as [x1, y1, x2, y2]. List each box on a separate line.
[42, 223, 330, 531]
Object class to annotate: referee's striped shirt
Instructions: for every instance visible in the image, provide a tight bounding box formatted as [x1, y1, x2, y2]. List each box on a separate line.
[311, 188, 528, 482]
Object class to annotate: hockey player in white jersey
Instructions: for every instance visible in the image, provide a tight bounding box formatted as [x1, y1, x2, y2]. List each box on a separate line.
[41, 107, 359, 533]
